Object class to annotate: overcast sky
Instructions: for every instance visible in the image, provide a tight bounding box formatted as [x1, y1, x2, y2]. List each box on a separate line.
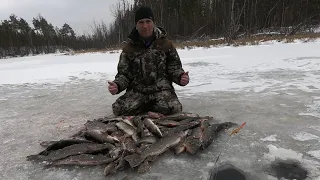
[0, 0, 133, 35]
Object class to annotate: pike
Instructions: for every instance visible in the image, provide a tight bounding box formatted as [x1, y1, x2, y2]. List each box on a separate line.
[147, 111, 165, 119]
[124, 131, 188, 168]
[38, 139, 94, 152]
[116, 122, 136, 136]
[123, 137, 136, 153]
[162, 112, 200, 121]
[121, 119, 135, 127]
[132, 116, 145, 137]
[175, 125, 206, 155]
[137, 136, 158, 145]
[183, 121, 236, 154]
[166, 112, 200, 118]
[154, 120, 180, 127]
[104, 162, 117, 176]
[184, 127, 203, 154]
[162, 119, 202, 136]
[100, 117, 125, 123]
[27, 143, 114, 162]
[46, 154, 115, 167]
[84, 120, 118, 133]
[84, 130, 120, 144]
[143, 118, 163, 137]
[201, 121, 236, 150]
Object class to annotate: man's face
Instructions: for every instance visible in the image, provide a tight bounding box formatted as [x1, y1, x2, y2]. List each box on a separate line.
[136, 18, 154, 38]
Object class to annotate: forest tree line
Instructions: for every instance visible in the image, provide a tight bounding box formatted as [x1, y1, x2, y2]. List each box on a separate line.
[1, 0, 320, 58]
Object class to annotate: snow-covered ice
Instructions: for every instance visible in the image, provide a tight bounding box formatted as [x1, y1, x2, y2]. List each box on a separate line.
[292, 132, 320, 142]
[263, 144, 303, 162]
[260, 135, 278, 142]
[1, 40, 320, 95]
[1, 39, 320, 180]
[308, 151, 320, 160]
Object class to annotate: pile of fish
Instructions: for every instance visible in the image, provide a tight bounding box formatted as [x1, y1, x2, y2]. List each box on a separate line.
[27, 112, 237, 176]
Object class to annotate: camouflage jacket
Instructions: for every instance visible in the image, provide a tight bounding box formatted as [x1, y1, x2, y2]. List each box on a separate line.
[113, 27, 185, 94]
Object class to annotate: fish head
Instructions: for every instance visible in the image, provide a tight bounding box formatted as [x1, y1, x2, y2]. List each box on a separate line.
[222, 122, 238, 129]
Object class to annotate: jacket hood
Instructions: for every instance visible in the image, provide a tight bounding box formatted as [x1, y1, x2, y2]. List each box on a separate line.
[127, 26, 167, 44]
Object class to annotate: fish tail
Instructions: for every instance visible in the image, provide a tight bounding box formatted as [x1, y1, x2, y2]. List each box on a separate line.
[39, 141, 54, 147]
[173, 143, 186, 154]
[42, 162, 57, 169]
[124, 153, 144, 168]
[26, 155, 43, 161]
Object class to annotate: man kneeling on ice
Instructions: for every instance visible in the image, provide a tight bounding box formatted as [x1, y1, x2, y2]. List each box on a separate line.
[107, 6, 189, 116]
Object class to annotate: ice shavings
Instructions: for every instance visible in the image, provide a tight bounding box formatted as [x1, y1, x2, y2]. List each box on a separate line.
[206, 162, 215, 168]
[266, 175, 278, 180]
[260, 135, 278, 142]
[308, 150, 320, 160]
[292, 132, 319, 141]
[263, 144, 303, 161]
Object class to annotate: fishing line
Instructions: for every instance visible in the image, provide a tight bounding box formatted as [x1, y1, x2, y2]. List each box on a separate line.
[211, 122, 246, 180]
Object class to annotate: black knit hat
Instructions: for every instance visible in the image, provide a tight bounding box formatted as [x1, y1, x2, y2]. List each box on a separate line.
[135, 6, 154, 24]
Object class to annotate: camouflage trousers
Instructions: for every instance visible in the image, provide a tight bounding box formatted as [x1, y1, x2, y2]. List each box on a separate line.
[112, 90, 182, 116]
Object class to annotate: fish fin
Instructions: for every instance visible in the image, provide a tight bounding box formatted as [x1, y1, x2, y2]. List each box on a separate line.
[173, 143, 186, 155]
[39, 141, 55, 147]
[124, 153, 144, 168]
[38, 150, 50, 156]
[138, 160, 151, 174]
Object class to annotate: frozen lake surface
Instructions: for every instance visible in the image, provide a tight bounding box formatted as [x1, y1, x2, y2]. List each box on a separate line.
[1, 40, 320, 180]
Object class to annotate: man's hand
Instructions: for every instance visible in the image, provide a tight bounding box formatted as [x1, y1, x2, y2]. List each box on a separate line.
[108, 81, 118, 95]
[180, 71, 189, 86]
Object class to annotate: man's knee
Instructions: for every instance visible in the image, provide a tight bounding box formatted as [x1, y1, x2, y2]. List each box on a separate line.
[111, 103, 119, 116]
[152, 90, 183, 115]
[153, 99, 182, 115]
[112, 98, 124, 116]
[170, 99, 182, 114]
[111, 91, 148, 116]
